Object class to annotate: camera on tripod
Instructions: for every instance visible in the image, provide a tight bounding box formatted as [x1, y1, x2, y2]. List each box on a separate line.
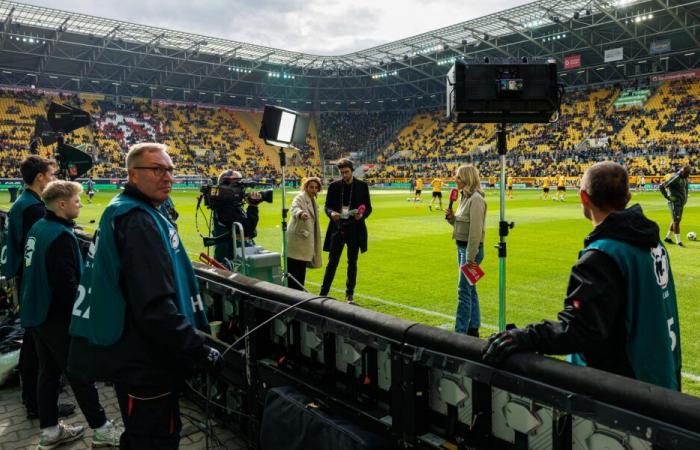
[200, 181, 273, 210]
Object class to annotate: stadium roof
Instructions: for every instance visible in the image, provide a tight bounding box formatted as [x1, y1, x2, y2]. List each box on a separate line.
[0, 0, 631, 69]
[1, 0, 699, 110]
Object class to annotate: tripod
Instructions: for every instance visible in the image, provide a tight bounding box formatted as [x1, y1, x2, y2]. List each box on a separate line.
[496, 123, 514, 332]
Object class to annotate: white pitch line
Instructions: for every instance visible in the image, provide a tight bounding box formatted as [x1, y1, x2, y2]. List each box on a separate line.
[304, 281, 500, 330]
[682, 371, 700, 383]
[305, 282, 700, 382]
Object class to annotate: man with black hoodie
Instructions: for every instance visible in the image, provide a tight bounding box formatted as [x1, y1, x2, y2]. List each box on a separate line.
[482, 162, 682, 391]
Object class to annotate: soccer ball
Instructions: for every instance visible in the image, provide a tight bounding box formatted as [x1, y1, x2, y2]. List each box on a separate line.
[687, 231, 697, 241]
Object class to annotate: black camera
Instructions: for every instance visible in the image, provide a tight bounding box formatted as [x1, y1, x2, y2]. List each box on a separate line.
[200, 181, 273, 210]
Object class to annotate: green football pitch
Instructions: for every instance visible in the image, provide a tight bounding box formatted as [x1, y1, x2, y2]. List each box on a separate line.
[3, 188, 699, 396]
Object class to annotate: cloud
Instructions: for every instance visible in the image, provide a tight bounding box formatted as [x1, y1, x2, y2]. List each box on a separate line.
[23, 0, 533, 54]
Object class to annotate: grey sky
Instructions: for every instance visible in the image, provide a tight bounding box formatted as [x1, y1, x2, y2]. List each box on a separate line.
[23, 0, 533, 55]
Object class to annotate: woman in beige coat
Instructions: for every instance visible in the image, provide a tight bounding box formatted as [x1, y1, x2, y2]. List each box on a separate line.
[286, 177, 323, 290]
[445, 165, 487, 336]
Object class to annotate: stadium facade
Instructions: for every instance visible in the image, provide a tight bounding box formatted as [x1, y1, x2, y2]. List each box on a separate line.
[0, 0, 699, 112]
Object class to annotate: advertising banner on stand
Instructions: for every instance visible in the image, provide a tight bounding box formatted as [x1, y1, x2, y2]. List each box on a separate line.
[564, 54, 582, 69]
[604, 47, 624, 62]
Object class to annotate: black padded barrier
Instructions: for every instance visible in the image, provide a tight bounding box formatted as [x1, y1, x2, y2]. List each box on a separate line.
[192, 263, 700, 450]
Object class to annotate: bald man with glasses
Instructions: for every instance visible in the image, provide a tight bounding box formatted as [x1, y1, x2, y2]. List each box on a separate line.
[68, 143, 221, 449]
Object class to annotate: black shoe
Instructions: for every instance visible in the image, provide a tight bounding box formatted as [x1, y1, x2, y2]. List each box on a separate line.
[664, 237, 674, 244]
[678, 242, 685, 247]
[345, 295, 356, 305]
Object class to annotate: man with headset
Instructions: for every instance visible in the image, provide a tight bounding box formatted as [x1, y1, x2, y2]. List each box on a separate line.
[212, 169, 262, 264]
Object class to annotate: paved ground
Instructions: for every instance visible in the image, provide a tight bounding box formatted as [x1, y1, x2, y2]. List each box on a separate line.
[0, 382, 248, 449]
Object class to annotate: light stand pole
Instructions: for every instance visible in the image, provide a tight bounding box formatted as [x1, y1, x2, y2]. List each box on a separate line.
[496, 122, 514, 332]
[258, 104, 310, 289]
[279, 147, 289, 287]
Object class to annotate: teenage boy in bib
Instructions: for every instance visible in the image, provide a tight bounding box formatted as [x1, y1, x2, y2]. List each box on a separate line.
[21, 180, 122, 449]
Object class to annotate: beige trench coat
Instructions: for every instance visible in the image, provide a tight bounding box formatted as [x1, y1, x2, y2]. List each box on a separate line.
[287, 191, 322, 268]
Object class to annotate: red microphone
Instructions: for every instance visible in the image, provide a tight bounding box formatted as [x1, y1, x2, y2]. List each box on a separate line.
[448, 189, 459, 210]
[199, 252, 227, 270]
[357, 204, 366, 216]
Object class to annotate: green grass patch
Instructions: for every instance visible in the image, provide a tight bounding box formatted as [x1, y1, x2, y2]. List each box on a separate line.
[4, 188, 699, 395]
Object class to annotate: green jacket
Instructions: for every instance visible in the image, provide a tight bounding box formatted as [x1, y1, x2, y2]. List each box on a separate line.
[660, 172, 689, 205]
[1, 190, 42, 279]
[583, 238, 681, 390]
[20, 218, 82, 327]
[69, 192, 208, 346]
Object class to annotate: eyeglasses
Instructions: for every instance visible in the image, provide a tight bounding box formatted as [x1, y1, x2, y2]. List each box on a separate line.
[133, 166, 175, 177]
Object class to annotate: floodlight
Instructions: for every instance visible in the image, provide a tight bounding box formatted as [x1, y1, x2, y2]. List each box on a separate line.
[259, 105, 309, 148]
[32, 102, 94, 179]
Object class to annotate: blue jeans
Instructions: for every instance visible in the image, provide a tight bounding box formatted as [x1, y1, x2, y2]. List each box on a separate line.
[455, 243, 484, 334]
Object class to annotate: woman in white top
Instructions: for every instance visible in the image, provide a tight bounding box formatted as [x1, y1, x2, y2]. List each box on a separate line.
[445, 165, 487, 336]
[286, 177, 323, 290]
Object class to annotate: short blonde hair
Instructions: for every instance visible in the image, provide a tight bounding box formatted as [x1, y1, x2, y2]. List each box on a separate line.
[42, 180, 83, 204]
[125, 143, 169, 169]
[456, 165, 482, 196]
[302, 176, 322, 192]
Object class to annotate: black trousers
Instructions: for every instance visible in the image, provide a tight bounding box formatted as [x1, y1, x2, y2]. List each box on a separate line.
[17, 276, 38, 412]
[287, 257, 307, 291]
[19, 329, 38, 411]
[320, 233, 360, 297]
[115, 384, 182, 450]
[33, 324, 107, 429]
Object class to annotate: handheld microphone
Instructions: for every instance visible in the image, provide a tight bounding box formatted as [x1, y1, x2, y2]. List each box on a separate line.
[199, 252, 227, 270]
[448, 189, 459, 210]
[357, 204, 366, 216]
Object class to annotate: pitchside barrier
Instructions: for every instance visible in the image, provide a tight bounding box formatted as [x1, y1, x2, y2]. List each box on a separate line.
[0, 177, 300, 194]
[192, 263, 700, 450]
[3, 178, 700, 194]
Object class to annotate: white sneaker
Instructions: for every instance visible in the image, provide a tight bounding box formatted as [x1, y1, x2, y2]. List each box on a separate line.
[37, 422, 85, 450]
[92, 419, 123, 448]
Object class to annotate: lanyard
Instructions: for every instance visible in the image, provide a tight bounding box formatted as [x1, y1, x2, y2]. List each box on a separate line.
[340, 179, 353, 207]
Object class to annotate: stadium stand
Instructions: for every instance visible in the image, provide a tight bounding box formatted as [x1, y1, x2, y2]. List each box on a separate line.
[0, 79, 698, 184]
[362, 79, 699, 183]
[317, 111, 410, 161]
[0, 89, 322, 182]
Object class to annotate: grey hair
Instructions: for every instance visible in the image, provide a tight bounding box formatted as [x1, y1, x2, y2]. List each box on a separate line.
[125, 143, 169, 169]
